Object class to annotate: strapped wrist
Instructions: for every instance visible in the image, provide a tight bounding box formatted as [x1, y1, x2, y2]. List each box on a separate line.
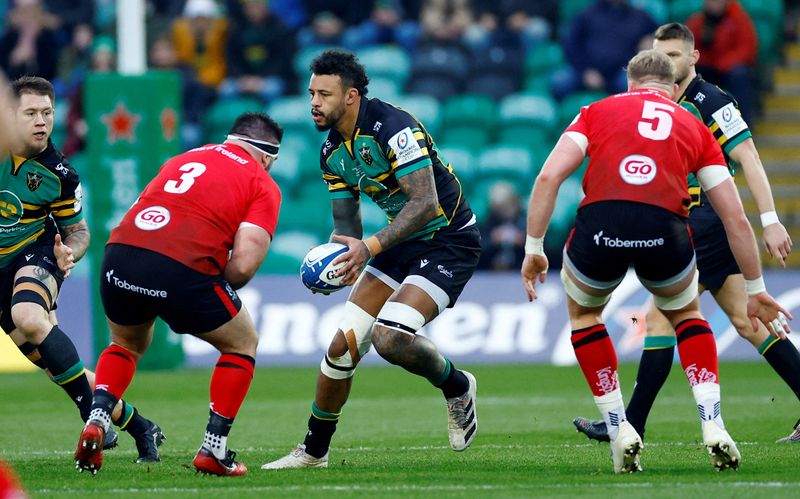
[525, 235, 545, 256]
[364, 236, 382, 257]
[760, 211, 779, 228]
[745, 276, 766, 296]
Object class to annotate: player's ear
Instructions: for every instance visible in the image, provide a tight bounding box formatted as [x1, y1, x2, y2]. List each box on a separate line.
[691, 49, 699, 65]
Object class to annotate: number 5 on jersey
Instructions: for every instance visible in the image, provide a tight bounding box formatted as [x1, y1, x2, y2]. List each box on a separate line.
[164, 162, 207, 194]
[638, 101, 674, 140]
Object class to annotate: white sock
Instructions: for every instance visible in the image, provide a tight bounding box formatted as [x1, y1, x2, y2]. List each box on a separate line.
[88, 408, 112, 432]
[691, 382, 723, 427]
[594, 390, 627, 441]
[203, 431, 228, 460]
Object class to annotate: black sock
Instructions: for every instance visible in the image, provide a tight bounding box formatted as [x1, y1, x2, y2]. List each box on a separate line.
[114, 400, 149, 434]
[17, 342, 47, 369]
[626, 343, 675, 438]
[303, 415, 337, 458]
[434, 359, 469, 399]
[761, 338, 800, 401]
[36, 326, 93, 421]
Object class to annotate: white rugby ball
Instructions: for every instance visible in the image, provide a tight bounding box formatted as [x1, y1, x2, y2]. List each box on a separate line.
[300, 242, 348, 294]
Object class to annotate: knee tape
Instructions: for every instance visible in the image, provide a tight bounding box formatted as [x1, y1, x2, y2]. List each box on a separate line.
[653, 269, 699, 310]
[12, 277, 52, 311]
[560, 268, 612, 308]
[374, 301, 426, 335]
[320, 302, 375, 380]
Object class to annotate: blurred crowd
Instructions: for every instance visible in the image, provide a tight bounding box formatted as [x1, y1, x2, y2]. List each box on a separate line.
[0, 0, 792, 271]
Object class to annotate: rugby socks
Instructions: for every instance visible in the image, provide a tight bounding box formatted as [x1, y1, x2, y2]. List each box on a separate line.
[675, 319, 723, 426]
[431, 358, 470, 399]
[303, 402, 340, 458]
[36, 326, 93, 421]
[571, 324, 626, 440]
[626, 336, 676, 438]
[94, 344, 138, 399]
[16, 342, 47, 369]
[204, 353, 255, 459]
[759, 337, 800, 401]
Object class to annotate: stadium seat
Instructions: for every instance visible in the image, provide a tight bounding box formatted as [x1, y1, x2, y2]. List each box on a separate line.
[356, 44, 412, 85]
[360, 195, 389, 237]
[293, 45, 333, 80]
[439, 125, 493, 153]
[524, 42, 565, 79]
[740, 0, 783, 26]
[498, 93, 558, 134]
[559, 0, 594, 29]
[522, 75, 552, 94]
[477, 144, 539, 186]
[630, 0, 668, 23]
[411, 43, 470, 81]
[280, 189, 333, 241]
[558, 91, 608, 131]
[260, 230, 320, 275]
[406, 73, 461, 101]
[437, 144, 478, 187]
[495, 126, 553, 152]
[441, 93, 497, 129]
[669, 0, 702, 23]
[393, 94, 442, 137]
[368, 75, 404, 101]
[203, 97, 262, 143]
[549, 176, 583, 246]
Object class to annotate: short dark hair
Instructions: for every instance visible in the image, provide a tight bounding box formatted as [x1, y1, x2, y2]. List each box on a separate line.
[654, 23, 695, 45]
[11, 76, 55, 104]
[310, 49, 369, 96]
[228, 112, 283, 143]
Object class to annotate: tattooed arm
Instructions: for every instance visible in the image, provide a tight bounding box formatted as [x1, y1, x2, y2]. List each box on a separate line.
[59, 220, 91, 262]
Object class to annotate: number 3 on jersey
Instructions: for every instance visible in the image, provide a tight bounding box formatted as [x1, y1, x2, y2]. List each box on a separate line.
[164, 162, 207, 194]
[638, 101, 674, 140]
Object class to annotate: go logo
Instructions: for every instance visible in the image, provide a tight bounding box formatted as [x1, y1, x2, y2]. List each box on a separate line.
[0, 191, 23, 227]
[619, 155, 657, 185]
[134, 205, 171, 231]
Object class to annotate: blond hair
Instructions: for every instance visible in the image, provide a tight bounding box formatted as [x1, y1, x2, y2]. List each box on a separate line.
[626, 49, 675, 86]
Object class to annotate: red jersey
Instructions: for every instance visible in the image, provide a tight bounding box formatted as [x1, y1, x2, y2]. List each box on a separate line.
[109, 143, 281, 274]
[566, 89, 726, 218]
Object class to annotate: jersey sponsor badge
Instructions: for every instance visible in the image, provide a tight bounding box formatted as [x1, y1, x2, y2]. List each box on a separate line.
[26, 172, 43, 191]
[619, 155, 657, 185]
[134, 205, 171, 231]
[74, 183, 83, 212]
[712, 102, 747, 138]
[0, 190, 23, 227]
[388, 127, 423, 166]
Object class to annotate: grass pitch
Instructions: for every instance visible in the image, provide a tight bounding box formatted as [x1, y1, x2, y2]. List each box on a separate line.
[1, 362, 798, 497]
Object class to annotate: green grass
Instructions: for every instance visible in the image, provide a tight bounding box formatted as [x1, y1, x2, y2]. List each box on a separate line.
[1, 362, 798, 497]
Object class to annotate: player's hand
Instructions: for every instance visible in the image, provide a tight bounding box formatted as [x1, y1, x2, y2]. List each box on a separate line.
[330, 234, 369, 286]
[53, 233, 74, 278]
[747, 291, 792, 339]
[521, 253, 548, 301]
[762, 223, 792, 268]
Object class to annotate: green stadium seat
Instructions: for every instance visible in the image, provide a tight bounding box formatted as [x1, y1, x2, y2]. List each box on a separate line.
[203, 97, 262, 143]
[495, 126, 553, 152]
[522, 75, 553, 94]
[279, 189, 333, 241]
[558, 91, 608, 131]
[260, 230, 321, 274]
[524, 42, 565, 79]
[268, 96, 318, 136]
[630, 0, 668, 24]
[559, 0, 594, 26]
[498, 93, 558, 134]
[548, 177, 583, 245]
[740, 0, 783, 25]
[293, 46, 333, 79]
[368, 75, 404, 101]
[441, 93, 497, 129]
[360, 196, 388, 237]
[392, 94, 442, 137]
[437, 144, 478, 187]
[439, 126, 492, 153]
[754, 18, 780, 66]
[477, 144, 539, 186]
[669, 0, 702, 23]
[356, 44, 412, 84]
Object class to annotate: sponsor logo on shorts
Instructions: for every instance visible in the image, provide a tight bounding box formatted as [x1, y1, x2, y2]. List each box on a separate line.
[437, 264, 453, 278]
[618, 154, 657, 185]
[106, 268, 167, 298]
[134, 205, 171, 231]
[593, 231, 664, 248]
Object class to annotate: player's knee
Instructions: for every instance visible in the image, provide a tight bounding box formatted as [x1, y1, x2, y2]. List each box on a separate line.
[320, 302, 375, 380]
[10, 304, 51, 342]
[560, 268, 611, 308]
[653, 270, 698, 311]
[730, 314, 757, 340]
[372, 302, 426, 362]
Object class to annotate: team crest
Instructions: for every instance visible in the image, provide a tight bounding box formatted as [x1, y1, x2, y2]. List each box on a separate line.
[26, 172, 43, 191]
[358, 145, 373, 165]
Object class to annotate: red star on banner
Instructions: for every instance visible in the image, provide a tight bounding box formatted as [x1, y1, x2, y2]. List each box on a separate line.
[160, 108, 178, 142]
[100, 102, 141, 144]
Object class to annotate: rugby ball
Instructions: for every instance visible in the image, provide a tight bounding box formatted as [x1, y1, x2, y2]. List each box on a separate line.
[300, 242, 348, 294]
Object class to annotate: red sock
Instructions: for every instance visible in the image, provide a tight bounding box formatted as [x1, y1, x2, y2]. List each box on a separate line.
[209, 353, 255, 418]
[94, 344, 137, 399]
[676, 318, 719, 386]
[571, 324, 619, 396]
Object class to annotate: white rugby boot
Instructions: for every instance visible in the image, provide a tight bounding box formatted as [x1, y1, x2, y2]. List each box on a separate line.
[446, 371, 478, 451]
[701, 420, 740, 471]
[610, 421, 643, 474]
[261, 444, 328, 469]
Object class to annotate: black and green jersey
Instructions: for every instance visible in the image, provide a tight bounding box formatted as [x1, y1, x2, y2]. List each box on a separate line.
[679, 75, 751, 204]
[319, 96, 473, 240]
[0, 141, 83, 267]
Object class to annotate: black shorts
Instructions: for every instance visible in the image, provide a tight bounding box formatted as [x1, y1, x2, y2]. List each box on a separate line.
[0, 241, 64, 334]
[100, 244, 242, 335]
[564, 201, 695, 288]
[689, 201, 740, 291]
[366, 224, 481, 308]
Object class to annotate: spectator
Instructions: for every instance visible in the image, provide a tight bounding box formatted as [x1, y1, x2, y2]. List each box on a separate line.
[0, 0, 60, 81]
[220, 0, 296, 104]
[171, 0, 228, 89]
[344, 0, 421, 52]
[467, 0, 558, 51]
[550, 0, 656, 100]
[43, 0, 93, 48]
[419, 0, 474, 44]
[227, 0, 307, 32]
[477, 181, 527, 271]
[54, 22, 93, 97]
[304, 0, 372, 28]
[297, 11, 347, 49]
[686, 0, 758, 122]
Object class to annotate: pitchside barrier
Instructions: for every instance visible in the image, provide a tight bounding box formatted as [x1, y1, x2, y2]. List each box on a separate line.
[1, 269, 797, 371]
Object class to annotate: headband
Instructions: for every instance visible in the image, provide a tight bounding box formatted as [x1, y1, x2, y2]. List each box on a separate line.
[226, 134, 280, 158]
